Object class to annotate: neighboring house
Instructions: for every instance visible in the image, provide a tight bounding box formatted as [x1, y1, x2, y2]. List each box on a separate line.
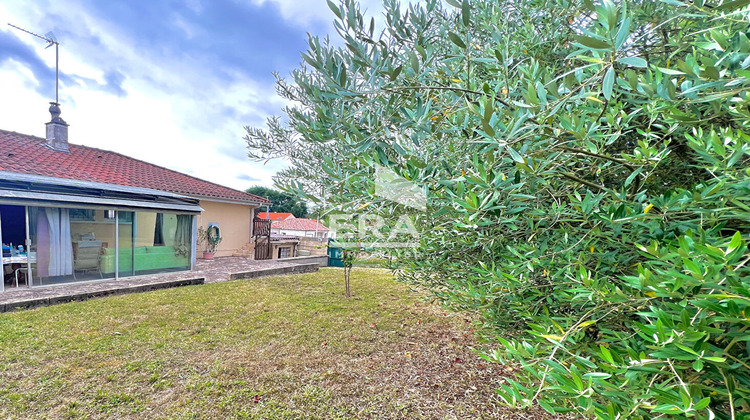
[0, 105, 269, 292]
[257, 212, 295, 221]
[271, 218, 329, 239]
[270, 234, 299, 259]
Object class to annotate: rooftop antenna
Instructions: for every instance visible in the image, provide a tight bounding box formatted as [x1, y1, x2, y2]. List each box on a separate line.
[8, 23, 60, 104]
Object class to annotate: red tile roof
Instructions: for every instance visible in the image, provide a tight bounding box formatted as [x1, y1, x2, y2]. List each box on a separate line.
[258, 212, 295, 221]
[271, 218, 329, 231]
[0, 129, 269, 205]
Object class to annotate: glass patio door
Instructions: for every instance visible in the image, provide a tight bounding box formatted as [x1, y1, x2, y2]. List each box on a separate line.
[0, 205, 32, 290]
[117, 211, 135, 277]
[28, 206, 73, 286]
[0, 208, 5, 292]
[29, 207, 119, 286]
[132, 212, 191, 275]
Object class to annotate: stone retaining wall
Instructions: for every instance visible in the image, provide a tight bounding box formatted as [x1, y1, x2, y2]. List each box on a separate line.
[228, 262, 320, 281]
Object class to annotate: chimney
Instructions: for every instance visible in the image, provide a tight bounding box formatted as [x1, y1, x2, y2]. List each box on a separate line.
[45, 102, 69, 152]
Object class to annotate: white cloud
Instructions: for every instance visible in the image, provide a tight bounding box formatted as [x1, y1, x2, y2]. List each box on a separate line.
[0, 0, 425, 194]
[247, 0, 388, 33]
[0, 1, 285, 191]
[248, 0, 338, 26]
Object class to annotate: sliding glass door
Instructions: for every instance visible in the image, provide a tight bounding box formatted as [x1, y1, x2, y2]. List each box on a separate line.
[117, 211, 192, 276]
[2, 205, 194, 291]
[116, 211, 134, 277]
[1, 205, 31, 289]
[29, 207, 117, 285]
[130, 211, 192, 276]
[0, 207, 5, 292]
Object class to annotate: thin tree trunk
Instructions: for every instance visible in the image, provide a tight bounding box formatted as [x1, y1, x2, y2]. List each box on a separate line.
[344, 266, 351, 297]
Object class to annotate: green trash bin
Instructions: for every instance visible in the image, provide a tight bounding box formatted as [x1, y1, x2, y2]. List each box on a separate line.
[327, 238, 344, 267]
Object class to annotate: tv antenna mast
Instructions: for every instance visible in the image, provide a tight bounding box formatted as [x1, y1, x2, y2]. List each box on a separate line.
[8, 23, 60, 104]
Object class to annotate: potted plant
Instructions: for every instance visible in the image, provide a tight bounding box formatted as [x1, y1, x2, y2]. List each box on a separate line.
[197, 225, 222, 260]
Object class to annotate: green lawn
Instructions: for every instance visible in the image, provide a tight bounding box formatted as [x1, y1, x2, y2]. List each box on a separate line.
[0, 268, 551, 419]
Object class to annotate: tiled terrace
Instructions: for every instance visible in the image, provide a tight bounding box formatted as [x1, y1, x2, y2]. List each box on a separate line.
[0, 256, 327, 312]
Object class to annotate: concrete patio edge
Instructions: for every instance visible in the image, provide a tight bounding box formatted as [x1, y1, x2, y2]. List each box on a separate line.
[228, 262, 319, 281]
[0, 257, 327, 313]
[1, 258, 328, 313]
[1, 278, 205, 313]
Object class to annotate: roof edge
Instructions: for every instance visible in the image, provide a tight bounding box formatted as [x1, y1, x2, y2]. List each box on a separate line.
[0, 171, 196, 201]
[0, 129, 270, 204]
[187, 195, 268, 206]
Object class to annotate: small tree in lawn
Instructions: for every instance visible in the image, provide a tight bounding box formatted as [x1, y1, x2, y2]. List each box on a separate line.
[342, 249, 356, 298]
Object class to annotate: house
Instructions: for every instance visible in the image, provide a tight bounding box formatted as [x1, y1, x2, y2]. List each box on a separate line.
[270, 234, 300, 259]
[271, 218, 329, 239]
[258, 212, 295, 221]
[0, 104, 269, 292]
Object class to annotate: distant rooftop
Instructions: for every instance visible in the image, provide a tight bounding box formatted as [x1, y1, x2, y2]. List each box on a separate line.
[258, 212, 295, 221]
[272, 218, 328, 232]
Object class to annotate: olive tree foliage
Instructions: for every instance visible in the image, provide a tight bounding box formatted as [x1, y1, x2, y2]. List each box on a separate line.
[245, 0, 750, 418]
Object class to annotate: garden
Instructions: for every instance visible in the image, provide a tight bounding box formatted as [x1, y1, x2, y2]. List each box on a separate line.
[245, 0, 750, 418]
[0, 268, 548, 419]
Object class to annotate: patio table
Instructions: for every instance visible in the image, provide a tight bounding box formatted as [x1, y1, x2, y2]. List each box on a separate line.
[2, 254, 36, 288]
[2, 256, 30, 265]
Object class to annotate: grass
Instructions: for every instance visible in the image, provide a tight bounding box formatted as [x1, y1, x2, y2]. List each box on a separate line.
[0, 268, 554, 419]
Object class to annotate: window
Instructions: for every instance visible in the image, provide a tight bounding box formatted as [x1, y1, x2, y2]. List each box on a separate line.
[104, 211, 133, 222]
[279, 247, 290, 258]
[69, 209, 95, 221]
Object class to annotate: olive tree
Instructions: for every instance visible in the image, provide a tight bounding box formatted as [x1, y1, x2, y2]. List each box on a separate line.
[246, 0, 750, 417]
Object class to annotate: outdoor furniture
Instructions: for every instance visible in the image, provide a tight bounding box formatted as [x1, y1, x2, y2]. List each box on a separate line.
[15, 267, 28, 288]
[2, 254, 35, 288]
[72, 240, 103, 280]
[2, 264, 12, 285]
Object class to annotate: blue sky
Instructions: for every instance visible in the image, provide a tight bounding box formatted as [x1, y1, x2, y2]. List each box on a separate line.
[0, 0, 383, 190]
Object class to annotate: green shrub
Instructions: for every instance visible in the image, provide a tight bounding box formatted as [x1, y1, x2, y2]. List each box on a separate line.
[246, 0, 750, 417]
